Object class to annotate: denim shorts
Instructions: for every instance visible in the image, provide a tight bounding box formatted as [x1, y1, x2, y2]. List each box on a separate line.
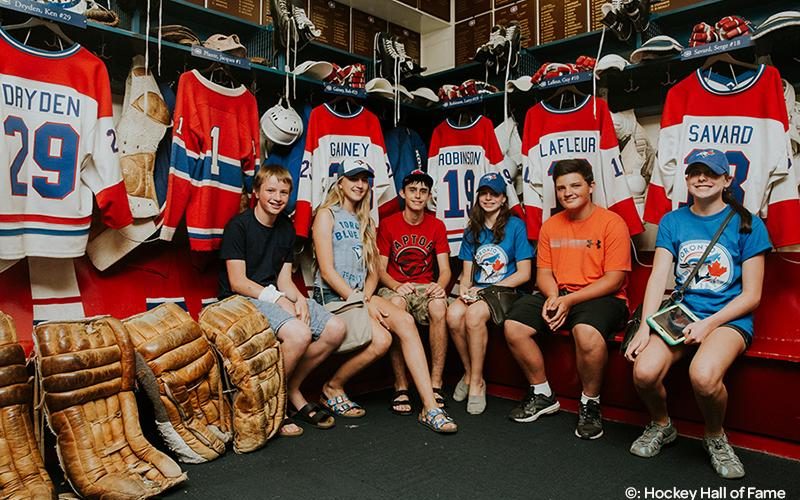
[248, 297, 333, 341]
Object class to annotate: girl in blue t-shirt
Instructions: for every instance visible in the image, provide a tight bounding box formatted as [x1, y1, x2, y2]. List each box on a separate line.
[624, 149, 771, 479]
[447, 173, 534, 415]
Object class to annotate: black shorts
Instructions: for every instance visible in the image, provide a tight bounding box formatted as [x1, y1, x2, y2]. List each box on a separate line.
[505, 292, 629, 341]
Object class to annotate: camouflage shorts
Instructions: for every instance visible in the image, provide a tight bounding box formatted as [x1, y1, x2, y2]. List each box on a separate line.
[378, 284, 444, 325]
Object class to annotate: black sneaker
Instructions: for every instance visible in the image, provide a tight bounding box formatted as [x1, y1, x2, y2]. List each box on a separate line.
[508, 387, 560, 423]
[575, 400, 604, 439]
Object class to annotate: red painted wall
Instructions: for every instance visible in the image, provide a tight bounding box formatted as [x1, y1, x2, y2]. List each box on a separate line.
[1, 246, 798, 455]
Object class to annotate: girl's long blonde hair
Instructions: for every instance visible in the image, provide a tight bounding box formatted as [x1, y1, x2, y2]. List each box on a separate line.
[318, 178, 379, 275]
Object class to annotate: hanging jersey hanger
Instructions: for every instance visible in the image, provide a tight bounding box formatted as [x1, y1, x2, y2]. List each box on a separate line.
[3, 17, 75, 49]
[701, 52, 758, 86]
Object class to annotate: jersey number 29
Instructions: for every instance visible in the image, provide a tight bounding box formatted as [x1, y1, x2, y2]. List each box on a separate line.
[5, 116, 78, 199]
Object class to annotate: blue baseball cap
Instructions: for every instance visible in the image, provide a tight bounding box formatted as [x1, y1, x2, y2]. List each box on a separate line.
[336, 158, 374, 178]
[685, 149, 730, 176]
[477, 172, 506, 194]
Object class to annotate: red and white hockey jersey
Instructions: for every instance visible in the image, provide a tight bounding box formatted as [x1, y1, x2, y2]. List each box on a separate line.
[294, 103, 397, 237]
[521, 96, 643, 241]
[0, 30, 132, 259]
[427, 115, 521, 253]
[160, 70, 259, 251]
[644, 65, 800, 248]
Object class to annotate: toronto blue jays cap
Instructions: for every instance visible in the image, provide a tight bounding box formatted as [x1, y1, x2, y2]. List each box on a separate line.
[402, 169, 433, 188]
[477, 172, 506, 194]
[336, 158, 375, 178]
[685, 149, 730, 176]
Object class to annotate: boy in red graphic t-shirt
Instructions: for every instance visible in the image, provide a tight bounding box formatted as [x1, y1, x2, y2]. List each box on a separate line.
[378, 170, 451, 414]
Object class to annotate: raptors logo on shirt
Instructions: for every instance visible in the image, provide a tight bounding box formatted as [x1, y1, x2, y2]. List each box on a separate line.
[393, 235, 435, 278]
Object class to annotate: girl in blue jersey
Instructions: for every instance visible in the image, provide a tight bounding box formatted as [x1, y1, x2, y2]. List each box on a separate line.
[624, 149, 771, 479]
[312, 159, 457, 433]
[447, 172, 534, 415]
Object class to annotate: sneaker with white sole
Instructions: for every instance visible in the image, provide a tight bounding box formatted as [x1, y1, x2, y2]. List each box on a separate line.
[703, 434, 746, 479]
[630, 421, 678, 457]
[508, 387, 560, 423]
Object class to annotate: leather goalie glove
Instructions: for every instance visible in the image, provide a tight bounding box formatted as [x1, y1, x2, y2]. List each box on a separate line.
[117, 55, 170, 219]
[33, 316, 186, 500]
[123, 304, 231, 464]
[0, 311, 54, 500]
[198, 296, 286, 453]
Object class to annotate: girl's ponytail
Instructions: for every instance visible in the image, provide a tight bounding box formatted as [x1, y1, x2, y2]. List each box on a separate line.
[722, 188, 752, 234]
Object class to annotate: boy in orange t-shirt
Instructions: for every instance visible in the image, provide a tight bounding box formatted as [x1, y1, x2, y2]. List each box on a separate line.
[504, 159, 632, 440]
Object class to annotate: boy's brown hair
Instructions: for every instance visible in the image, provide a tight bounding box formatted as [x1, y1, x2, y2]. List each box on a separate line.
[253, 164, 293, 192]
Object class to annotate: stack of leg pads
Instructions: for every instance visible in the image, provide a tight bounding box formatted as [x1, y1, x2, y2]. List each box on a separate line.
[198, 296, 285, 453]
[33, 316, 186, 499]
[0, 311, 54, 499]
[124, 304, 231, 464]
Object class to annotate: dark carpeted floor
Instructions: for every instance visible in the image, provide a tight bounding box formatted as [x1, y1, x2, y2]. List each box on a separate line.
[140, 390, 800, 499]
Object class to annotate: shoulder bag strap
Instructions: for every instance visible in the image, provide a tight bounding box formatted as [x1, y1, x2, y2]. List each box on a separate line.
[671, 208, 736, 302]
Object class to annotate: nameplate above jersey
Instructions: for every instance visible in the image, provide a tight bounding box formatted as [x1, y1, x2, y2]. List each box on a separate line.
[441, 94, 484, 109]
[323, 83, 367, 98]
[0, 0, 87, 28]
[680, 35, 753, 61]
[538, 71, 592, 89]
[190, 46, 251, 69]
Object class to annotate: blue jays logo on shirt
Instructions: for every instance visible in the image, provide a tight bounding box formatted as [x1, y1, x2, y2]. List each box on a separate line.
[475, 244, 508, 284]
[353, 244, 363, 263]
[677, 240, 734, 291]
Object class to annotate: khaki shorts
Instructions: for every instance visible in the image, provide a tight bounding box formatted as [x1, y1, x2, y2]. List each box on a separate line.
[378, 284, 445, 325]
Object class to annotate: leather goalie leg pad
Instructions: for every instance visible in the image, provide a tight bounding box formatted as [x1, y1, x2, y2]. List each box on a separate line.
[117, 55, 170, 219]
[198, 296, 286, 454]
[33, 316, 187, 500]
[124, 304, 230, 463]
[0, 312, 54, 500]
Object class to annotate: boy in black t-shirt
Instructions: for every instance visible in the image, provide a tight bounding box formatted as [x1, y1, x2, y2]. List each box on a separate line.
[220, 165, 346, 436]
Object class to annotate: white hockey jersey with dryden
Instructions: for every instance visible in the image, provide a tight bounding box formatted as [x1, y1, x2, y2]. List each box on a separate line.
[0, 29, 132, 259]
[427, 116, 521, 253]
[644, 65, 800, 248]
[521, 96, 643, 241]
[294, 104, 397, 237]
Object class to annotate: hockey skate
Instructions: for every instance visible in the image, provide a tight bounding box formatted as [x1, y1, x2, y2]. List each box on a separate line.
[601, 1, 633, 41]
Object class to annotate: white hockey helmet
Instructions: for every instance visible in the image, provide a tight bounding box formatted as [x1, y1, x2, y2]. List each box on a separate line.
[261, 97, 303, 146]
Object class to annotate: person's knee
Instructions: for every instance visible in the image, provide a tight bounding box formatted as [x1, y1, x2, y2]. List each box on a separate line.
[446, 304, 464, 329]
[504, 320, 533, 344]
[633, 358, 665, 390]
[465, 304, 487, 330]
[279, 321, 313, 352]
[395, 311, 417, 335]
[689, 361, 722, 398]
[321, 316, 346, 347]
[370, 328, 393, 356]
[428, 299, 447, 322]
[572, 324, 605, 355]
[389, 296, 407, 309]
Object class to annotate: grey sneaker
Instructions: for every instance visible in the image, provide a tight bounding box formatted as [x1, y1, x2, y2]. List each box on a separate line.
[703, 434, 745, 479]
[630, 421, 678, 457]
[509, 387, 560, 423]
[575, 400, 604, 439]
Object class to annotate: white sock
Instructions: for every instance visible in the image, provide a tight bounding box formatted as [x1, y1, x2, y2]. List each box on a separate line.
[533, 381, 552, 397]
[581, 393, 600, 405]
